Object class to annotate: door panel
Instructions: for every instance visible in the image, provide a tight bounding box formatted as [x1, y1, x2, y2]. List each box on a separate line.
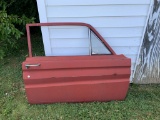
[23, 22, 131, 104]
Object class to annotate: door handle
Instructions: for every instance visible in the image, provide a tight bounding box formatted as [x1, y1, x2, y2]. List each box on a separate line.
[25, 64, 41, 69]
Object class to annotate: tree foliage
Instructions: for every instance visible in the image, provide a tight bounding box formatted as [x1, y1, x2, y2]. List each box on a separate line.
[4, 0, 38, 19]
[0, 1, 34, 59]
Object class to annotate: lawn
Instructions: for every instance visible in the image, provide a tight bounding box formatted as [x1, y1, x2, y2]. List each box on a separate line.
[0, 37, 160, 120]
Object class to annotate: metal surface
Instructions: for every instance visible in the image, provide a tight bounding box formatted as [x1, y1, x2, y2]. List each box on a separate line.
[23, 22, 131, 104]
[25, 64, 41, 69]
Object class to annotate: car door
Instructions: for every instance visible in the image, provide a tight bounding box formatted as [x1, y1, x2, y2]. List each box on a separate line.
[22, 22, 131, 104]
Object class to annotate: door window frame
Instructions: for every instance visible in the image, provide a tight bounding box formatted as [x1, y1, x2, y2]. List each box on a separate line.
[26, 22, 116, 57]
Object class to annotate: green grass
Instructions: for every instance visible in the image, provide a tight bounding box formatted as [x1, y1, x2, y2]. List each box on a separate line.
[0, 37, 160, 120]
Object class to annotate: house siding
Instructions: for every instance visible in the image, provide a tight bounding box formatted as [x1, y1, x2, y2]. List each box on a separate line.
[36, 0, 152, 80]
[133, 0, 160, 83]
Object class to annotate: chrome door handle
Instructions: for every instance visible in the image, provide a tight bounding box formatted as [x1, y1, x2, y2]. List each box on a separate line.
[25, 64, 41, 69]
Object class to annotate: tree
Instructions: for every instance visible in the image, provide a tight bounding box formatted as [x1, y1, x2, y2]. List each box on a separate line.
[0, 1, 34, 59]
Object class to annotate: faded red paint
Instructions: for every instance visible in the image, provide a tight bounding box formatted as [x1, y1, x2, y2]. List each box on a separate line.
[22, 22, 131, 104]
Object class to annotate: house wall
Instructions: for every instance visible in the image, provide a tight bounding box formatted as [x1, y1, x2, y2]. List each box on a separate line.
[36, 0, 152, 80]
[133, 0, 160, 84]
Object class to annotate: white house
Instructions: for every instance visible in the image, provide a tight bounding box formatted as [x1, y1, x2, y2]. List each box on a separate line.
[36, 0, 153, 81]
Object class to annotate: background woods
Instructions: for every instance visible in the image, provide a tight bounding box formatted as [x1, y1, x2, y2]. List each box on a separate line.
[0, 0, 38, 59]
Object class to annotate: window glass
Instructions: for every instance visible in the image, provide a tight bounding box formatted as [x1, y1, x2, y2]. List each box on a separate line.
[90, 31, 111, 55]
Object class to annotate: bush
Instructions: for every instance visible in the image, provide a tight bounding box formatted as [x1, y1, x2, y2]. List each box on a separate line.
[0, 2, 34, 59]
[5, 0, 39, 33]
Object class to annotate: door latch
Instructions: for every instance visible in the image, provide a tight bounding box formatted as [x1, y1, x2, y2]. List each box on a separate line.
[25, 64, 41, 69]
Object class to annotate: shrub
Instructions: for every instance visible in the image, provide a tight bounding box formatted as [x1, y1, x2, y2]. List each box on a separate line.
[0, 2, 34, 59]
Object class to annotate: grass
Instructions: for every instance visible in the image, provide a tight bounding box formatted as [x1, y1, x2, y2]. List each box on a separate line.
[0, 36, 160, 120]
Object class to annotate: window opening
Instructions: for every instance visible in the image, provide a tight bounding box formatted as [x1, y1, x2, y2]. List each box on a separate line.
[90, 30, 111, 55]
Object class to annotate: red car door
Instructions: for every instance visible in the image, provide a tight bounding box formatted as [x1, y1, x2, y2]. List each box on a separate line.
[22, 23, 131, 104]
